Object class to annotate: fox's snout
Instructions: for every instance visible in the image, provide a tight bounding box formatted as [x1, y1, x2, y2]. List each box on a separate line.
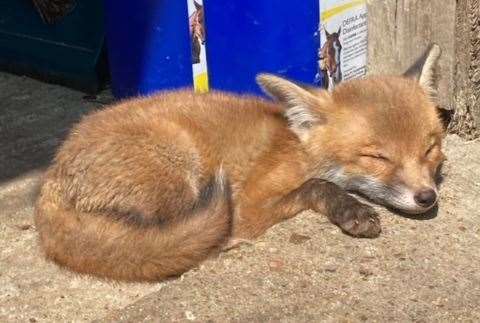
[389, 184, 439, 214]
[327, 170, 441, 215]
[360, 179, 439, 214]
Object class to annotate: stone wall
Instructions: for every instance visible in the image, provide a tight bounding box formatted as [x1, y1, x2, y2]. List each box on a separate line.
[450, 0, 480, 139]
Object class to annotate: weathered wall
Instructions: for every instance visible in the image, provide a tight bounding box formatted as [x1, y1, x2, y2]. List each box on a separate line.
[367, 0, 479, 138]
[367, 0, 456, 109]
[449, 0, 480, 139]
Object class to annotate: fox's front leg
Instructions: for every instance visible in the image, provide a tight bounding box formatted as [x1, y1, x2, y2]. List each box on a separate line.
[232, 178, 381, 241]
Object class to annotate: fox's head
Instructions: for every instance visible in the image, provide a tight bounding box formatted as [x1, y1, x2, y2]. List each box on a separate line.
[257, 45, 445, 214]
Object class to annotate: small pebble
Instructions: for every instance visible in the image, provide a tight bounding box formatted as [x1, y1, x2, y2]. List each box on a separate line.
[268, 259, 284, 271]
[324, 265, 337, 273]
[359, 267, 374, 277]
[17, 224, 31, 231]
[185, 310, 196, 321]
[289, 233, 311, 245]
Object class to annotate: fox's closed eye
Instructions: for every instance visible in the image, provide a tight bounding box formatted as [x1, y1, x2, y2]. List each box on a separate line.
[360, 153, 391, 162]
[425, 144, 437, 156]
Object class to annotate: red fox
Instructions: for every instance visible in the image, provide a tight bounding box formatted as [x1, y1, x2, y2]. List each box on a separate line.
[35, 45, 445, 282]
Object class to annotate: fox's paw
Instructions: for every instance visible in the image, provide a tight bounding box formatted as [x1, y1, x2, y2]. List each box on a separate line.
[333, 203, 381, 238]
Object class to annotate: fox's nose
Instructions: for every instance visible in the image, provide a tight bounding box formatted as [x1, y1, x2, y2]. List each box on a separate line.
[414, 188, 437, 208]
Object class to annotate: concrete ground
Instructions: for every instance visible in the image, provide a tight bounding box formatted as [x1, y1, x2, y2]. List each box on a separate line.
[0, 72, 479, 322]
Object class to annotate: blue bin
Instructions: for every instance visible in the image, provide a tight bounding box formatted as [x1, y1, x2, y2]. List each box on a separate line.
[104, 1, 320, 98]
[103, 0, 193, 98]
[206, 2, 320, 96]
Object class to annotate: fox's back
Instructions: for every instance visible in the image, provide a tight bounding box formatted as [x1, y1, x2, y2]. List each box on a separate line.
[46, 90, 294, 212]
[70, 90, 284, 147]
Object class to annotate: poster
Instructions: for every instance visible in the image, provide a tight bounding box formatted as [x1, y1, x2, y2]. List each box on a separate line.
[187, 0, 209, 93]
[318, 0, 368, 91]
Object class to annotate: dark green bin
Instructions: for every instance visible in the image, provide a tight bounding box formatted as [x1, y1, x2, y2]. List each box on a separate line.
[0, 0, 107, 93]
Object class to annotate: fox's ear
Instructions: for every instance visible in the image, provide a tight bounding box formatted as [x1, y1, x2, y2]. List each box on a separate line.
[256, 73, 331, 141]
[403, 44, 442, 100]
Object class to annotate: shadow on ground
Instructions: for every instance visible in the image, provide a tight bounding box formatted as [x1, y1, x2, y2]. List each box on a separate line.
[0, 73, 114, 182]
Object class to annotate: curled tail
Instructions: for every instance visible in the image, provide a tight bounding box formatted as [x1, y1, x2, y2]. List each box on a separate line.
[34, 171, 233, 282]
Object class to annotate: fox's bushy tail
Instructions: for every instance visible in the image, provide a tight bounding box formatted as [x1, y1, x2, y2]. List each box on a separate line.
[34, 171, 232, 282]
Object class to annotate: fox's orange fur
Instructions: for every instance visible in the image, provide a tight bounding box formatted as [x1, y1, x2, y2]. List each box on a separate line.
[35, 45, 445, 282]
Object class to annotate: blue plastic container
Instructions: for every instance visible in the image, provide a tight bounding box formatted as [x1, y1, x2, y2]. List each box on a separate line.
[104, 1, 192, 98]
[205, 2, 320, 96]
[104, 1, 320, 98]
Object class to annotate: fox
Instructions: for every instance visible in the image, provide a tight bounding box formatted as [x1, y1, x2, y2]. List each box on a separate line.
[34, 45, 445, 282]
